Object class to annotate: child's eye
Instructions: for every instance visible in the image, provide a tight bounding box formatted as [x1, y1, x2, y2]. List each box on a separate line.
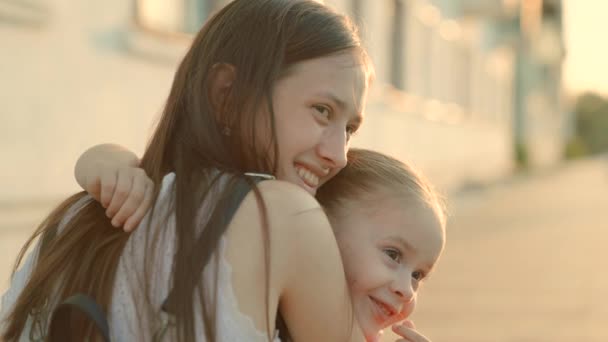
[412, 270, 426, 281]
[383, 248, 402, 263]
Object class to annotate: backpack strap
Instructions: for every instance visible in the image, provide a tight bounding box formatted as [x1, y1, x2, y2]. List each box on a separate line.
[48, 293, 110, 342]
[223, 173, 273, 230]
[161, 173, 273, 313]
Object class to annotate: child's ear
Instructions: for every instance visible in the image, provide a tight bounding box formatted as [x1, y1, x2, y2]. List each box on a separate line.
[208, 62, 236, 115]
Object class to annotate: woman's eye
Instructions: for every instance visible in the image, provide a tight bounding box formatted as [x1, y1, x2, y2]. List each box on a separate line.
[384, 248, 401, 263]
[346, 125, 358, 138]
[346, 127, 359, 141]
[313, 105, 330, 119]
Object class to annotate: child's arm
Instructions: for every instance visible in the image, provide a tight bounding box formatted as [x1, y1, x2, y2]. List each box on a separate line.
[74, 144, 154, 232]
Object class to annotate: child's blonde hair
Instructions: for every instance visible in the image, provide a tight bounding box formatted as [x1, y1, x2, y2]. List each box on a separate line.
[316, 148, 447, 229]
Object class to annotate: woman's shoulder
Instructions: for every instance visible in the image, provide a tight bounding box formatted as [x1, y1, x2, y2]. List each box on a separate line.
[243, 179, 336, 244]
[253, 179, 321, 213]
[229, 179, 361, 341]
[230, 178, 337, 272]
[226, 176, 335, 258]
[224, 178, 344, 338]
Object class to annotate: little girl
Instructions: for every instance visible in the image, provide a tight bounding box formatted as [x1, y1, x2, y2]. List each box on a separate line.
[73, 146, 446, 341]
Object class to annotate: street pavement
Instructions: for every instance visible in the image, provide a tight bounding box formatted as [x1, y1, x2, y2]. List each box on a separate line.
[382, 155, 608, 342]
[1, 156, 607, 341]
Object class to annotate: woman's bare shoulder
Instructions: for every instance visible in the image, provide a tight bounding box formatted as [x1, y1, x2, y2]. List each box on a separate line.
[228, 179, 333, 253]
[229, 180, 364, 341]
[253, 179, 322, 212]
[223, 179, 341, 335]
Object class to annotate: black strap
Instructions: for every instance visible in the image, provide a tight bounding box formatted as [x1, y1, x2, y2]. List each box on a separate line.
[49, 293, 110, 342]
[224, 176, 264, 228]
[162, 174, 270, 313]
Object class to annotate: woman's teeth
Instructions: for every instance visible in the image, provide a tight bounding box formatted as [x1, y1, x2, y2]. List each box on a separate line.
[296, 167, 319, 187]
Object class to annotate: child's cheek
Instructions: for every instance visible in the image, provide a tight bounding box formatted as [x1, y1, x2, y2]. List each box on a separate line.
[401, 298, 416, 319]
[379, 298, 417, 330]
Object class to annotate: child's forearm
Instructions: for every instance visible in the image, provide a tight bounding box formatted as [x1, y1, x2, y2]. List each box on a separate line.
[74, 144, 140, 190]
[73, 144, 152, 231]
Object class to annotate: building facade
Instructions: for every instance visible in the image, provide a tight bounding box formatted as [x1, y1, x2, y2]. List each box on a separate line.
[0, 0, 564, 204]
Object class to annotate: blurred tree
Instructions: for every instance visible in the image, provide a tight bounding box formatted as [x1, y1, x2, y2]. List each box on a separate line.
[567, 92, 608, 158]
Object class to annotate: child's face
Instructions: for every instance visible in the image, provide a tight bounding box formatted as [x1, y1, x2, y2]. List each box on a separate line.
[331, 194, 445, 340]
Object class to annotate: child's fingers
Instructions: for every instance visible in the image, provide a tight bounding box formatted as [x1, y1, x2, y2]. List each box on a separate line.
[123, 179, 154, 232]
[392, 322, 430, 342]
[402, 320, 416, 329]
[105, 171, 133, 221]
[86, 175, 102, 202]
[100, 167, 118, 208]
[391, 310, 410, 325]
[111, 172, 148, 228]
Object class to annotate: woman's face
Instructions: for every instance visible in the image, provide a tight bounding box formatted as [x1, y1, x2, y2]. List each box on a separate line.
[270, 52, 369, 195]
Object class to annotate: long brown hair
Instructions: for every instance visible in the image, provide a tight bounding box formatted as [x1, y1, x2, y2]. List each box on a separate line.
[2, 1, 370, 341]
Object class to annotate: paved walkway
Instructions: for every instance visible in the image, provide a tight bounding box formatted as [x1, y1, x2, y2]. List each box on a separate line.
[382, 155, 608, 341]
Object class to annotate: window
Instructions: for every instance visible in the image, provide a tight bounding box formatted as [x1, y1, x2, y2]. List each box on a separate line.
[134, 0, 214, 35]
[128, 0, 221, 63]
[390, 0, 406, 89]
[0, 0, 50, 27]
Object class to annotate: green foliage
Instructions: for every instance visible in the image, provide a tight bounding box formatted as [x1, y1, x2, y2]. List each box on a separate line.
[515, 142, 528, 169]
[564, 135, 588, 160]
[573, 92, 608, 155]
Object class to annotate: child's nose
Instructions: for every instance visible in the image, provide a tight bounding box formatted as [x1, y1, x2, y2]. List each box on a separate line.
[391, 277, 415, 303]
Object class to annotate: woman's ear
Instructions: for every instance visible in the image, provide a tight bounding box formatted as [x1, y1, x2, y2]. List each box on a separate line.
[208, 63, 236, 114]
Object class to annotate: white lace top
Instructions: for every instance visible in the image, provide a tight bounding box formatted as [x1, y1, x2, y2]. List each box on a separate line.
[1, 173, 281, 341]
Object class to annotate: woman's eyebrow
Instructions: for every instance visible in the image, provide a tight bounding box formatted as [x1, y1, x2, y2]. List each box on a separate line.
[314, 91, 347, 111]
[313, 91, 363, 124]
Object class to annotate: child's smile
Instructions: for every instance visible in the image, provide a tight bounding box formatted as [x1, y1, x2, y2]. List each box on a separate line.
[330, 193, 445, 339]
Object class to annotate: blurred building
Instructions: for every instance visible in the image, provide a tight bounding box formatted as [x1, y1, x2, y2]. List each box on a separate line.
[330, 0, 567, 174]
[0, 0, 564, 204]
[433, 0, 566, 168]
[331, 0, 566, 176]
[513, 0, 566, 167]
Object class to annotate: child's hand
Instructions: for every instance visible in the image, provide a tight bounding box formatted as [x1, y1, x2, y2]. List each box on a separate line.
[75, 144, 154, 232]
[84, 162, 154, 232]
[391, 320, 431, 342]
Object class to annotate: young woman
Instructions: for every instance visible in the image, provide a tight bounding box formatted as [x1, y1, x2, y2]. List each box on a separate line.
[75, 147, 447, 342]
[1, 0, 374, 341]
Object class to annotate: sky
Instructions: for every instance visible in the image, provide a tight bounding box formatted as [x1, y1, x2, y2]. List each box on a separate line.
[562, 0, 608, 96]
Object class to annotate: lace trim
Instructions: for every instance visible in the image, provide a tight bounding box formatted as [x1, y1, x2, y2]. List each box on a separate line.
[216, 237, 280, 341]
